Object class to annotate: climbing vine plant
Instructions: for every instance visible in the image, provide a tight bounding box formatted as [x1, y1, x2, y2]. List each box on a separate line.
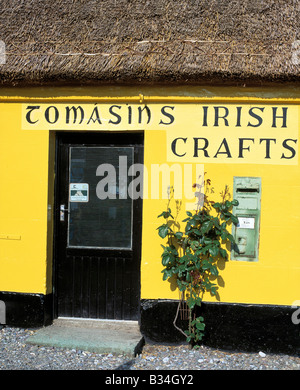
[157, 176, 239, 346]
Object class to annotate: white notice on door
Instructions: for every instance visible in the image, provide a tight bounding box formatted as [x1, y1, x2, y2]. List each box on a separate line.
[70, 183, 89, 202]
[238, 217, 255, 229]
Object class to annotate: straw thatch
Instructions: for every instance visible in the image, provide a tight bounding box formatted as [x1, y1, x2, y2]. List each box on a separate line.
[0, 0, 299, 87]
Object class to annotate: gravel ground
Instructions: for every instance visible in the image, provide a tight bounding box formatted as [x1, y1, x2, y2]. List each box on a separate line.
[0, 326, 299, 370]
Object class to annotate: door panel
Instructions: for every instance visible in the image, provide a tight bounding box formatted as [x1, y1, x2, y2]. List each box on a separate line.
[68, 146, 134, 249]
[54, 133, 143, 320]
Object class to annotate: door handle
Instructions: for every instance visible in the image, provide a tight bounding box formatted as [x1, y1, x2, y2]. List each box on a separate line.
[60, 204, 69, 221]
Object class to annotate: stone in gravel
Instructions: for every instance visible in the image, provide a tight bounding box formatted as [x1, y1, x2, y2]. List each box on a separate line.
[259, 351, 266, 358]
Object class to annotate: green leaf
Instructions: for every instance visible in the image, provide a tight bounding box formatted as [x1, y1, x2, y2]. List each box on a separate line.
[210, 265, 219, 276]
[219, 248, 228, 258]
[210, 286, 218, 296]
[212, 217, 220, 228]
[193, 215, 201, 221]
[186, 211, 193, 217]
[161, 253, 173, 266]
[191, 228, 202, 237]
[162, 269, 174, 280]
[174, 231, 183, 240]
[201, 221, 211, 233]
[227, 233, 235, 243]
[221, 231, 228, 240]
[157, 224, 169, 238]
[231, 215, 239, 224]
[202, 260, 210, 270]
[209, 246, 219, 257]
[212, 239, 220, 247]
[232, 199, 239, 206]
[195, 321, 205, 331]
[178, 255, 186, 264]
[191, 240, 199, 250]
[225, 200, 231, 208]
[157, 210, 174, 219]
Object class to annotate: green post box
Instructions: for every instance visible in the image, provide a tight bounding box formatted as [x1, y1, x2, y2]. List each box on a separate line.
[231, 177, 261, 262]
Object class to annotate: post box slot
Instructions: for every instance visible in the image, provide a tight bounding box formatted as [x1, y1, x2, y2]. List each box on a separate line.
[236, 188, 259, 193]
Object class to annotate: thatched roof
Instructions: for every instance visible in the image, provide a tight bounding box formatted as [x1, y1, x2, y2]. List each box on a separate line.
[0, 0, 299, 87]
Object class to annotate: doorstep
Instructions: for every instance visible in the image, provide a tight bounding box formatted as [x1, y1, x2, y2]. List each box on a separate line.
[25, 317, 145, 357]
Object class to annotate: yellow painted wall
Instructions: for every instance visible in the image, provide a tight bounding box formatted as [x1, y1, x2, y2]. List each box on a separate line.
[0, 103, 51, 294]
[141, 149, 300, 306]
[141, 103, 300, 306]
[0, 86, 299, 307]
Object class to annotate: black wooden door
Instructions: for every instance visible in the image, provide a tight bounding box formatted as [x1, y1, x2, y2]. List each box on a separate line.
[54, 132, 143, 320]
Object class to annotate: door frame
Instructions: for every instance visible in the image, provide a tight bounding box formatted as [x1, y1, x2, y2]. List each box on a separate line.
[52, 131, 144, 321]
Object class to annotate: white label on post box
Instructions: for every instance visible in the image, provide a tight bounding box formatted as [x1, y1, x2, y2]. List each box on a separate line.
[238, 217, 255, 229]
[70, 183, 89, 202]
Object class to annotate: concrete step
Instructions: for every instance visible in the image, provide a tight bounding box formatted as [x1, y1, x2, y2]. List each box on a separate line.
[26, 317, 145, 357]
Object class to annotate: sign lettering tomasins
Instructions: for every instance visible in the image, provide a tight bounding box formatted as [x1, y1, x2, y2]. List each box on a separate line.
[22, 102, 299, 165]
